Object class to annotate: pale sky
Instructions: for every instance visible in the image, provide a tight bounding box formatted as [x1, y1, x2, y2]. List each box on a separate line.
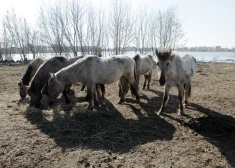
[0, 0, 234, 48]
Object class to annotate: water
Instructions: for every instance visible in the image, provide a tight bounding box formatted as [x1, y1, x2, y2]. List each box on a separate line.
[10, 51, 235, 63]
[177, 52, 235, 63]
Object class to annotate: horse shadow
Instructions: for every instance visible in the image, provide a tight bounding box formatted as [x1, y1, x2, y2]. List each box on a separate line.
[125, 88, 180, 117]
[25, 96, 176, 154]
[163, 103, 235, 167]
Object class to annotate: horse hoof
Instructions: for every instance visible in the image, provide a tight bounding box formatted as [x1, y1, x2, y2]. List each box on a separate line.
[178, 110, 184, 115]
[118, 100, 124, 104]
[94, 101, 100, 107]
[49, 101, 54, 106]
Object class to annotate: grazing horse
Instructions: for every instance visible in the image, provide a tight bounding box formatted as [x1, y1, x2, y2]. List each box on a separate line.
[133, 54, 155, 90]
[28, 56, 83, 107]
[156, 49, 196, 115]
[118, 54, 155, 97]
[18, 58, 44, 99]
[47, 55, 140, 110]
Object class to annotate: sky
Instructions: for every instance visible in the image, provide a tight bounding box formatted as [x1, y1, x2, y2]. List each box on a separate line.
[0, 0, 234, 48]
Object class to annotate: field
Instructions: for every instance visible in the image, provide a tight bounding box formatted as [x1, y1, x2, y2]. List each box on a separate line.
[0, 62, 235, 168]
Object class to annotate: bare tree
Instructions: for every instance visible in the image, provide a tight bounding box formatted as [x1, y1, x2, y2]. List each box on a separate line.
[110, 0, 135, 55]
[134, 7, 153, 54]
[4, 9, 28, 61]
[38, 2, 66, 56]
[151, 7, 185, 50]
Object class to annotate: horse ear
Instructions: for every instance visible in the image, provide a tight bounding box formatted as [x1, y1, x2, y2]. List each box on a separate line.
[170, 55, 175, 61]
[169, 49, 172, 55]
[155, 48, 159, 57]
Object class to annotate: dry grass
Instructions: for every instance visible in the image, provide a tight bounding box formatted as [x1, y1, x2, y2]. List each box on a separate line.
[0, 62, 235, 167]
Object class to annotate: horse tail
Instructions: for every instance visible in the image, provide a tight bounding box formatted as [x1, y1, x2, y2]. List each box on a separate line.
[130, 59, 138, 97]
[133, 54, 140, 82]
[22, 64, 33, 86]
[100, 84, 106, 98]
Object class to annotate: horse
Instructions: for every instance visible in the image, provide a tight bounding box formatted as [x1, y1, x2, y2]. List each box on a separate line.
[18, 58, 45, 99]
[28, 56, 84, 108]
[133, 54, 155, 90]
[155, 49, 196, 115]
[118, 54, 155, 97]
[47, 55, 140, 110]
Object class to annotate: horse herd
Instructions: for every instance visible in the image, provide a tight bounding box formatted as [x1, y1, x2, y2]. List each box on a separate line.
[18, 49, 196, 115]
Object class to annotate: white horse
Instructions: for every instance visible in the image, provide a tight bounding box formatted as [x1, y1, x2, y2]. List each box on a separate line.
[133, 54, 155, 90]
[156, 49, 196, 115]
[118, 54, 155, 98]
[47, 55, 140, 110]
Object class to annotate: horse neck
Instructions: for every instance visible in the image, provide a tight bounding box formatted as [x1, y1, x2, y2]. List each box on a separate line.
[22, 65, 34, 85]
[57, 59, 85, 85]
[167, 55, 184, 76]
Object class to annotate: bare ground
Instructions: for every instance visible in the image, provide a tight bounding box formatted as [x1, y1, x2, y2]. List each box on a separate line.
[0, 62, 235, 168]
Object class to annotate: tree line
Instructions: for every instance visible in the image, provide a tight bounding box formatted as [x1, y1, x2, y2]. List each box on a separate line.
[0, 0, 186, 61]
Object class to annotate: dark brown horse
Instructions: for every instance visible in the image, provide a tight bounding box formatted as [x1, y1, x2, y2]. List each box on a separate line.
[18, 58, 44, 99]
[28, 56, 82, 107]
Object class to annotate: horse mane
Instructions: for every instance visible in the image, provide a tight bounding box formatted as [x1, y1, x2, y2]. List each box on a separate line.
[157, 49, 174, 61]
[29, 57, 67, 93]
[52, 56, 68, 63]
[21, 64, 33, 85]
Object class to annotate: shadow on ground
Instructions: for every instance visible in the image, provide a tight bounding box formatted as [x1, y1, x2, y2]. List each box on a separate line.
[25, 96, 176, 154]
[163, 103, 235, 167]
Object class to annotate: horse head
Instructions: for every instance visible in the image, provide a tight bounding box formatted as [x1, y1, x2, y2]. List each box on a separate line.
[18, 80, 29, 99]
[155, 49, 173, 86]
[47, 73, 64, 102]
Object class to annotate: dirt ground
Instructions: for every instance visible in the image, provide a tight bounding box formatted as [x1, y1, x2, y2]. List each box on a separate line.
[0, 62, 235, 168]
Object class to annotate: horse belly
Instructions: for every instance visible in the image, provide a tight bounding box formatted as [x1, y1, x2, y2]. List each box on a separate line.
[93, 68, 123, 84]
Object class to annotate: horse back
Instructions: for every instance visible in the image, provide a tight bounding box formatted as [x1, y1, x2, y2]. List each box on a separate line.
[21, 58, 44, 85]
[181, 54, 197, 77]
[30, 57, 71, 92]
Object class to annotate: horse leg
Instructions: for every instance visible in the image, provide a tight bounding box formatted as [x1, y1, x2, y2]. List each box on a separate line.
[96, 84, 101, 98]
[158, 84, 170, 115]
[184, 81, 191, 105]
[143, 75, 147, 90]
[118, 77, 129, 104]
[129, 79, 140, 101]
[81, 85, 86, 91]
[118, 80, 122, 98]
[87, 83, 94, 110]
[177, 84, 185, 115]
[63, 85, 70, 104]
[94, 85, 100, 106]
[147, 72, 152, 90]
[99, 84, 106, 98]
